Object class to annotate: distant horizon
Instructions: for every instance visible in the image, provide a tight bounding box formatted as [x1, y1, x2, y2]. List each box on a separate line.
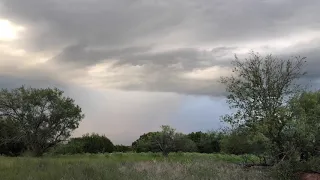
[70, 93, 231, 145]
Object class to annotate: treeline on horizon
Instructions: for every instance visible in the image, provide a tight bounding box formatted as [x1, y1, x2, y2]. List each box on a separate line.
[0, 52, 319, 176]
[0, 125, 254, 157]
[50, 127, 258, 156]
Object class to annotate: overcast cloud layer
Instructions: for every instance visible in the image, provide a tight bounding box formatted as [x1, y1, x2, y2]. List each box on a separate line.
[1, 0, 320, 144]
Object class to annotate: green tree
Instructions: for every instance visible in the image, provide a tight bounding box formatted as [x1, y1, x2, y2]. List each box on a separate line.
[114, 145, 132, 152]
[288, 91, 320, 160]
[220, 127, 267, 156]
[53, 133, 114, 154]
[132, 129, 198, 154]
[153, 125, 176, 156]
[220, 52, 306, 162]
[187, 131, 224, 153]
[78, 133, 114, 153]
[174, 133, 198, 152]
[0, 118, 26, 156]
[198, 131, 223, 153]
[132, 132, 161, 153]
[51, 140, 84, 155]
[0, 86, 84, 156]
[187, 131, 203, 145]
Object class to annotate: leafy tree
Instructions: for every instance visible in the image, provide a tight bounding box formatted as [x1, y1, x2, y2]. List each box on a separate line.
[198, 131, 223, 153]
[220, 52, 306, 162]
[133, 128, 223, 155]
[51, 140, 84, 155]
[0, 86, 84, 156]
[78, 133, 114, 153]
[132, 132, 161, 153]
[187, 131, 223, 153]
[153, 125, 177, 156]
[132, 129, 198, 154]
[187, 131, 203, 145]
[288, 91, 320, 160]
[114, 145, 132, 152]
[53, 133, 114, 154]
[174, 133, 198, 152]
[0, 118, 26, 156]
[220, 127, 266, 155]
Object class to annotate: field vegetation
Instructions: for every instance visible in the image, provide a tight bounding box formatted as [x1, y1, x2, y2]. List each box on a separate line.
[0, 153, 271, 180]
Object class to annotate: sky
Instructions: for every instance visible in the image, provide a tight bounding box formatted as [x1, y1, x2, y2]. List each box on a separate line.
[0, 0, 320, 145]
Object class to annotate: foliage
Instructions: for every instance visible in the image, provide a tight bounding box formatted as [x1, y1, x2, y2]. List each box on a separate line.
[186, 131, 225, 153]
[287, 91, 320, 160]
[132, 126, 205, 155]
[272, 157, 320, 180]
[173, 133, 198, 152]
[0, 86, 84, 156]
[54, 133, 114, 154]
[220, 129, 252, 155]
[114, 145, 132, 152]
[0, 118, 26, 156]
[132, 132, 161, 153]
[220, 127, 267, 156]
[220, 52, 307, 162]
[153, 125, 177, 156]
[0, 118, 25, 156]
[187, 131, 203, 145]
[51, 140, 85, 155]
[132, 129, 227, 154]
[198, 131, 224, 153]
[187, 131, 213, 153]
[79, 133, 114, 153]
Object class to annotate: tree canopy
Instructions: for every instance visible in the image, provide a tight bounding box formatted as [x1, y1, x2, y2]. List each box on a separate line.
[0, 86, 84, 156]
[220, 52, 307, 162]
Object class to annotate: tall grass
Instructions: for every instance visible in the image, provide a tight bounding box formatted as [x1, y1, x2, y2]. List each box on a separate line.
[0, 153, 272, 180]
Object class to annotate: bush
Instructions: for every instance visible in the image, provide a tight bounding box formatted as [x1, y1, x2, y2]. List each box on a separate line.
[0, 119, 26, 156]
[220, 133, 252, 155]
[0, 141, 26, 156]
[51, 141, 85, 155]
[114, 145, 132, 152]
[272, 157, 320, 180]
[78, 133, 114, 153]
[187, 131, 224, 153]
[52, 133, 114, 155]
[220, 128, 267, 156]
[174, 135, 198, 152]
[132, 132, 161, 153]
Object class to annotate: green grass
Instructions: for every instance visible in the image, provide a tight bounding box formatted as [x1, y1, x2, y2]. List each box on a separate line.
[0, 153, 272, 180]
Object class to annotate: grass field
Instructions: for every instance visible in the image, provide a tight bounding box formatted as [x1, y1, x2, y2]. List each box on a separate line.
[0, 152, 273, 180]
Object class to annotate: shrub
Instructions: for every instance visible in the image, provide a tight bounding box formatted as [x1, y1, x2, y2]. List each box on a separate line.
[220, 132, 252, 155]
[114, 145, 132, 152]
[78, 133, 114, 153]
[52, 133, 114, 155]
[272, 157, 320, 180]
[174, 135, 198, 152]
[0, 120, 26, 156]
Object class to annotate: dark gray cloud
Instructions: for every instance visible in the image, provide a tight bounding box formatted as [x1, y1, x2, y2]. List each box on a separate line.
[0, 0, 187, 51]
[2, 0, 319, 49]
[0, 0, 320, 96]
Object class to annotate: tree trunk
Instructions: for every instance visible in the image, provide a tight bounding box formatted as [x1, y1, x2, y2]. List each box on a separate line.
[30, 145, 44, 157]
[162, 151, 169, 157]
